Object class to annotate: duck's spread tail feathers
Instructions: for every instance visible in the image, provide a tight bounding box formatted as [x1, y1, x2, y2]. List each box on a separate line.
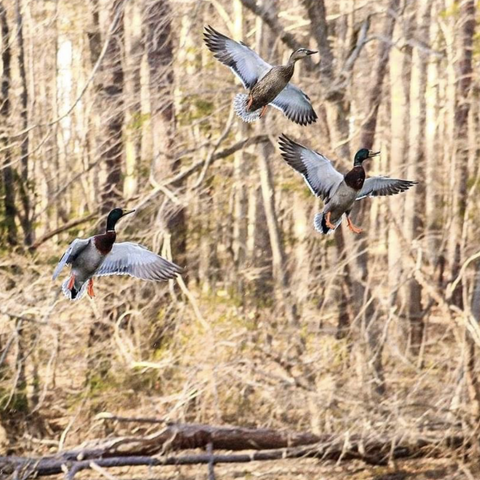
[233, 94, 261, 123]
[62, 278, 88, 301]
[314, 213, 342, 235]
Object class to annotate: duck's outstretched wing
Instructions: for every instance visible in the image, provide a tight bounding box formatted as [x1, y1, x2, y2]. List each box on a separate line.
[95, 242, 182, 281]
[278, 134, 343, 202]
[52, 238, 90, 280]
[270, 85, 317, 126]
[204, 25, 271, 89]
[356, 177, 417, 200]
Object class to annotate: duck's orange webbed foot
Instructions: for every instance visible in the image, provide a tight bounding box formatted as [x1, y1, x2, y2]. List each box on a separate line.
[260, 105, 268, 118]
[67, 274, 75, 291]
[347, 216, 363, 234]
[325, 212, 336, 230]
[247, 95, 253, 111]
[87, 279, 95, 298]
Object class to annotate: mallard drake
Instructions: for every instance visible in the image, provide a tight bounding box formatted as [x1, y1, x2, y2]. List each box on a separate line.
[52, 208, 182, 300]
[204, 25, 318, 126]
[278, 134, 417, 234]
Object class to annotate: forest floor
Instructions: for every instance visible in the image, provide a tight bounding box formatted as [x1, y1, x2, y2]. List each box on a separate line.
[40, 457, 480, 480]
[2, 250, 478, 478]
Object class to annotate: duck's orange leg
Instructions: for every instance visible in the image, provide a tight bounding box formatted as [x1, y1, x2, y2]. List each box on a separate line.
[87, 279, 95, 298]
[260, 105, 268, 118]
[325, 212, 336, 230]
[346, 216, 363, 234]
[67, 274, 75, 291]
[247, 95, 253, 111]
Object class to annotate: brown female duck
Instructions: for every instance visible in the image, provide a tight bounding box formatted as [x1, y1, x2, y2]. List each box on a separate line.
[204, 26, 317, 126]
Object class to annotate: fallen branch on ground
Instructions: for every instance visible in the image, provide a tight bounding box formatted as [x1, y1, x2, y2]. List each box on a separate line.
[0, 422, 471, 479]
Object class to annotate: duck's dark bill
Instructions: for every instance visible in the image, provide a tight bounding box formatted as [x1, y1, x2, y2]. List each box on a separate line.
[306, 50, 318, 55]
[123, 209, 136, 216]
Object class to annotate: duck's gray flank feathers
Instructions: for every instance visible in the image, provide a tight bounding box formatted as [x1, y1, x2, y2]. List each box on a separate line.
[94, 242, 182, 281]
[204, 26, 317, 125]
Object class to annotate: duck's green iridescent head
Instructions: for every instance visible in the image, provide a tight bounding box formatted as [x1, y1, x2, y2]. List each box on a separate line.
[106, 208, 135, 231]
[354, 149, 380, 166]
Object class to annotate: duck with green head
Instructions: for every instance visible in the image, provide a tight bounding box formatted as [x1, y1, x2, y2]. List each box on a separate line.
[204, 26, 318, 126]
[278, 135, 417, 234]
[52, 208, 182, 300]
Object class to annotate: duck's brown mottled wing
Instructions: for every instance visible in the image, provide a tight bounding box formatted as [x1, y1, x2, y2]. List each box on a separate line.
[356, 177, 417, 200]
[204, 25, 271, 90]
[278, 134, 343, 202]
[95, 242, 182, 281]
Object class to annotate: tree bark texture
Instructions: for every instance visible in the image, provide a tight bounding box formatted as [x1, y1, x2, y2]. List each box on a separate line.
[98, 0, 126, 213]
[0, 2, 17, 245]
[449, 0, 475, 308]
[15, 0, 33, 245]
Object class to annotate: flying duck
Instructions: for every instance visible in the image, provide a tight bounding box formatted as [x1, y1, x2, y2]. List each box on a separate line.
[52, 208, 182, 300]
[204, 25, 318, 126]
[278, 134, 417, 234]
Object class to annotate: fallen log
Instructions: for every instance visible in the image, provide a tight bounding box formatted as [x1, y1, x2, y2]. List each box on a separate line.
[67, 422, 323, 457]
[0, 422, 471, 479]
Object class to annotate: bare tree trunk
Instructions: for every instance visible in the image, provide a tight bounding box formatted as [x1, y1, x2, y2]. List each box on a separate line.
[99, 0, 126, 213]
[15, 0, 33, 245]
[403, 2, 430, 358]
[452, 0, 478, 422]
[465, 261, 480, 421]
[388, 12, 411, 313]
[335, 227, 353, 339]
[85, 0, 126, 382]
[425, 2, 441, 271]
[302, 0, 334, 83]
[123, 1, 143, 198]
[232, 2, 247, 297]
[0, 2, 17, 245]
[143, 0, 186, 258]
[449, 0, 475, 308]
[354, 0, 401, 396]
[257, 141, 299, 329]
[143, 0, 175, 182]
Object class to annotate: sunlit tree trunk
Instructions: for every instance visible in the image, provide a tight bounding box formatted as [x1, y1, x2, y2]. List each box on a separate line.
[403, 1, 430, 358]
[232, 1, 247, 298]
[425, 1, 441, 272]
[123, 1, 143, 198]
[388, 15, 411, 312]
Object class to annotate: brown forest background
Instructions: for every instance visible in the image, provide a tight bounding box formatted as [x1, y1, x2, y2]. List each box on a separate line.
[0, 0, 480, 475]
